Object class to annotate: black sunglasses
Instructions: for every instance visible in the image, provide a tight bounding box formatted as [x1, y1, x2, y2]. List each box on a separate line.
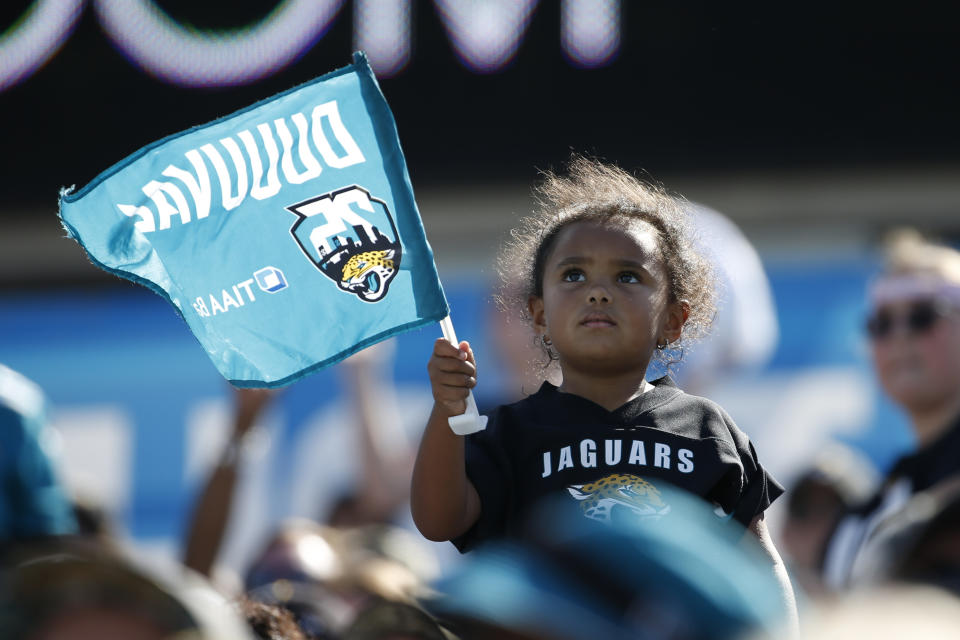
[866, 300, 950, 340]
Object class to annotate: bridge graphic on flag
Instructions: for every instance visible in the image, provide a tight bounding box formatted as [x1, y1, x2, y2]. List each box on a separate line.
[287, 185, 402, 303]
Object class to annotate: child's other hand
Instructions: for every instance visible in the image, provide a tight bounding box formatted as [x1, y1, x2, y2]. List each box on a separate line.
[427, 337, 477, 416]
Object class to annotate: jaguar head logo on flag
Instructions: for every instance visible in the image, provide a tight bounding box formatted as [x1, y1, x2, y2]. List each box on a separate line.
[287, 185, 402, 302]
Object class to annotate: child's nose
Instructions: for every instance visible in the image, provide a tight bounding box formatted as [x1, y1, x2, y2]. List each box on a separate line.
[588, 285, 610, 303]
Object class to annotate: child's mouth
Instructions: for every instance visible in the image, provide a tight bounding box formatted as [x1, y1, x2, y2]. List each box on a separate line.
[581, 314, 615, 327]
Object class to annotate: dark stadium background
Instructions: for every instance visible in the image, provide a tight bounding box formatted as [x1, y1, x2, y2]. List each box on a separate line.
[3, 2, 958, 210]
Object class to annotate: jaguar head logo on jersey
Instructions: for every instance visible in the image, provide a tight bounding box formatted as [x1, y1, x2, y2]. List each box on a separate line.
[568, 473, 671, 523]
[287, 185, 402, 302]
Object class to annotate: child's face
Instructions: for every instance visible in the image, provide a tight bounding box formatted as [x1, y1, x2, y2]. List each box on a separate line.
[528, 220, 685, 378]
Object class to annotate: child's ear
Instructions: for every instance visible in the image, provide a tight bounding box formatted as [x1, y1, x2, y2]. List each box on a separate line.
[662, 300, 690, 343]
[528, 295, 546, 333]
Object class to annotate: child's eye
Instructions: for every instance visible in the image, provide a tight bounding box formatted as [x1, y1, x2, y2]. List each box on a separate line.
[562, 269, 585, 282]
[617, 271, 641, 283]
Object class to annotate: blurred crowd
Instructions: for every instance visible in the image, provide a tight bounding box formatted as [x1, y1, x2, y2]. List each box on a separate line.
[5, 224, 960, 639]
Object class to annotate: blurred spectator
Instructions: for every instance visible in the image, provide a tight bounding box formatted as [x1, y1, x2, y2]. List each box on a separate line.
[71, 489, 118, 543]
[236, 596, 311, 640]
[242, 518, 353, 637]
[672, 203, 779, 394]
[0, 538, 254, 639]
[779, 444, 878, 596]
[822, 229, 960, 589]
[324, 340, 417, 528]
[179, 340, 441, 638]
[340, 598, 452, 640]
[183, 341, 419, 589]
[242, 518, 437, 638]
[422, 484, 793, 640]
[783, 583, 960, 640]
[888, 477, 960, 592]
[332, 524, 441, 600]
[843, 474, 960, 594]
[183, 386, 278, 580]
[0, 363, 77, 539]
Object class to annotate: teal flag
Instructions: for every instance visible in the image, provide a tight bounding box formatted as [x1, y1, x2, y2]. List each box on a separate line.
[59, 52, 449, 387]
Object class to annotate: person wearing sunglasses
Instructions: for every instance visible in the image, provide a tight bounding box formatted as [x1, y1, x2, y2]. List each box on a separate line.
[822, 229, 960, 590]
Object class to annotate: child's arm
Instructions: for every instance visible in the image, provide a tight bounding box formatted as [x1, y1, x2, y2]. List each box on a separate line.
[746, 513, 800, 637]
[410, 337, 482, 542]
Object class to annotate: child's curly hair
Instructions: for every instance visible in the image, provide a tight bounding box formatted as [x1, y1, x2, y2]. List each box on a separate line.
[497, 155, 717, 367]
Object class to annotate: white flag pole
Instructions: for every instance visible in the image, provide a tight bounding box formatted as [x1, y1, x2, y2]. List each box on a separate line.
[439, 315, 488, 435]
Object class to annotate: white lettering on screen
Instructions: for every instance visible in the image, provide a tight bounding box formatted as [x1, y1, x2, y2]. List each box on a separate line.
[1, 0, 621, 91]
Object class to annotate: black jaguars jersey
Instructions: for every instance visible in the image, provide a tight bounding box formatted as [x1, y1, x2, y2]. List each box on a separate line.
[453, 376, 783, 552]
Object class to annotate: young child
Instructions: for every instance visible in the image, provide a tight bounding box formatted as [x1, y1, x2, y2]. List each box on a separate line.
[410, 157, 796, 622]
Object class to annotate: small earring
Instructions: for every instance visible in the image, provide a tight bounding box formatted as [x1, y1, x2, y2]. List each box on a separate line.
[656, 337, 668, 350]
[541, 334, 552, 348]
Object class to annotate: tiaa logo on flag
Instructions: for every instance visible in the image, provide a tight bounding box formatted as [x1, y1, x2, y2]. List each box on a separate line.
[58, 52, 449, 388]
[287, 185, 401, 302]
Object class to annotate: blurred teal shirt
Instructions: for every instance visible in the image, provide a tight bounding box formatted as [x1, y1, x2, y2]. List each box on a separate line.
[0, 365, 77, 538]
